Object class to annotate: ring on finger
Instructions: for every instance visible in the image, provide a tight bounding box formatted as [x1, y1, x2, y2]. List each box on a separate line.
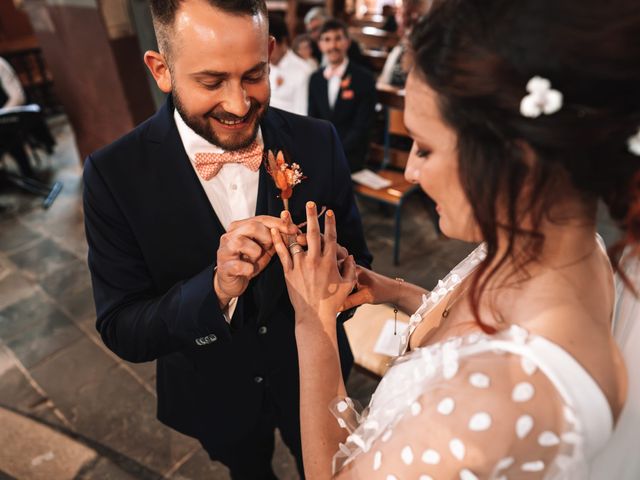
[289, 245, 305, 256]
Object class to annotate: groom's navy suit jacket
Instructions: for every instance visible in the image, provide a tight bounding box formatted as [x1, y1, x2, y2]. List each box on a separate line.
[83, 97, 372, 447]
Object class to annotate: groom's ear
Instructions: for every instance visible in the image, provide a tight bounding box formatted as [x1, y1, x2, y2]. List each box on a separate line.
[144, 50, 172, 94]
[268, 35, 275, 62]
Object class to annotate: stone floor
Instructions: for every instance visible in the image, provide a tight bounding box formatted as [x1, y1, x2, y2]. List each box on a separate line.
[0, 116, 620, 479]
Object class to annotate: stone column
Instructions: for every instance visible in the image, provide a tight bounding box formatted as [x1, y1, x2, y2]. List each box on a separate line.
[20, 0, 156, 159]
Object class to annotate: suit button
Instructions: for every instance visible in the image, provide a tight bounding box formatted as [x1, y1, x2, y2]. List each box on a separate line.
[207, 334, 217, 343]
[254, 376, 264, 384]
[258, 326, 267, 335]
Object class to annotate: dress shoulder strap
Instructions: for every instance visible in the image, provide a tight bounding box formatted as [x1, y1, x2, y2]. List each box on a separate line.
[400, 244, 487, 354]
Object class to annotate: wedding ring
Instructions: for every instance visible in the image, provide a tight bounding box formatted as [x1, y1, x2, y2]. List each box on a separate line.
[288, 242, 304, 256]
[289, 245, 304, 256]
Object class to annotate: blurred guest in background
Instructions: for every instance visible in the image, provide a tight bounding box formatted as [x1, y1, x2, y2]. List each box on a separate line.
[378, 0, 433, 88]
[292, 34, 318, 70]
[269, 15, 314, 115]
[378, 36, 411, 88]
[308, 19, 376, 172]
[304, 8, 368, 68]
[380, 4, 398, 32]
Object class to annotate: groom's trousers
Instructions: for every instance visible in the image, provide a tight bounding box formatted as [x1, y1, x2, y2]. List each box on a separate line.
[199, 392, 305, 479]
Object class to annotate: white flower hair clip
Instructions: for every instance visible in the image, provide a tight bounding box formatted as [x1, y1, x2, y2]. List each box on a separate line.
[520, 76, 563, 118]
[628, 127, 640, 156]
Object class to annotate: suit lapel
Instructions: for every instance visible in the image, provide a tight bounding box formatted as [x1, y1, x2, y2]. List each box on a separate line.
[148, 96, 226, 238]
[143, 98, 227, 283]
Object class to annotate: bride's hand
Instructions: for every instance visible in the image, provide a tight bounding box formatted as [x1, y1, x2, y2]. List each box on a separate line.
[271, 202, 357, 322]
[340, 265, 398, 311]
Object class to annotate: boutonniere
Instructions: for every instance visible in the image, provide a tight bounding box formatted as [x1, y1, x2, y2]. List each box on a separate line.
[341, 89, 354, 100]
[265, 150, 306, 211]
[340, 75, 351, 89]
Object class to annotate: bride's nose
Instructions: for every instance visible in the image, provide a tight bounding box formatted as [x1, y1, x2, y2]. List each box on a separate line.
[404, 163, 420, 184]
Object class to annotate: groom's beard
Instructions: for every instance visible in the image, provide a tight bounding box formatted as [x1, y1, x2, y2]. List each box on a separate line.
[174, 90, 269, 151]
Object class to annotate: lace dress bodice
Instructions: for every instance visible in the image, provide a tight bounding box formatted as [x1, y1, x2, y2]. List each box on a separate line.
[332, 244, 615, 479]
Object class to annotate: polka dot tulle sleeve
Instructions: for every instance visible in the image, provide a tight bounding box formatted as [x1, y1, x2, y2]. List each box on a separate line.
[331, 327, 589, 479]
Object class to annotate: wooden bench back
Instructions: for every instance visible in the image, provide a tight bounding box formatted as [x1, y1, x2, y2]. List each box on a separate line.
[375, 85, 411, 169]
[349, 26, 399, 52]
[350, 14, 386, 29]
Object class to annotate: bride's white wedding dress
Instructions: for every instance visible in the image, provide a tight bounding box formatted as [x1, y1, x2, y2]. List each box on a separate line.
[331, 243, 635, 479]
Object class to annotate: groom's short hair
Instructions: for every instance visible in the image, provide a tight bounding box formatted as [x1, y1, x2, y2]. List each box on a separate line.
[150, 0, 268, 59]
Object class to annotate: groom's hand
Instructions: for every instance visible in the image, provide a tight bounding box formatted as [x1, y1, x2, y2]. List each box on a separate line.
[214, 216, 299, 307]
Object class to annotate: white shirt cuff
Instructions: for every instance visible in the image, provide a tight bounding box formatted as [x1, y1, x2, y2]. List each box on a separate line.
[223, 297, 238, 324]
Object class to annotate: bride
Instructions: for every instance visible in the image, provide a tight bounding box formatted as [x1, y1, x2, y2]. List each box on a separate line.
[270, 0, 639, 478]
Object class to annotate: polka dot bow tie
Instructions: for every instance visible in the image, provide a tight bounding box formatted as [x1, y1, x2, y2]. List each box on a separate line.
[194, 141, 263, 180]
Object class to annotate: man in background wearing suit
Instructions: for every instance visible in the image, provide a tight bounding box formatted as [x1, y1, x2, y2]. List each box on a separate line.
[82, 0, 371, 478]
[303, 7, 369, 69]
[308, 19, 377, 172]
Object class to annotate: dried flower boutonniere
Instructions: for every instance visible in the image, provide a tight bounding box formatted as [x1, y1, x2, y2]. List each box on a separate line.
[341, 90, 354, 100]
[265, 150, 305, 211]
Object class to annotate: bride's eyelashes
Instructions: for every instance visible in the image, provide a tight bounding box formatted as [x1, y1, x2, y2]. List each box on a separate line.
[413, 142, 432, 159]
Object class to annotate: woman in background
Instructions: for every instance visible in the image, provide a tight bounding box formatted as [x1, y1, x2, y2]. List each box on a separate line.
[292, 34, 319, 70]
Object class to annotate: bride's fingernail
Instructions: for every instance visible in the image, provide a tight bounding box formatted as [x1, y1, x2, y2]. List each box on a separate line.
[306, 201, 315, 210]
[327, 210, 334, 218]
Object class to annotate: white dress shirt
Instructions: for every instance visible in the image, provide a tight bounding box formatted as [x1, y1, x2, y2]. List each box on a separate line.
[326, 59, 349, 110]
[174, 109, 261, 230]
[174, 110, 262, 322]
[0, 57, 25, 108]
[269, 49, 314, 116]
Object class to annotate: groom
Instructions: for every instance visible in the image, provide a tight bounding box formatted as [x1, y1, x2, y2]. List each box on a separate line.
[82, 0, 371, 478]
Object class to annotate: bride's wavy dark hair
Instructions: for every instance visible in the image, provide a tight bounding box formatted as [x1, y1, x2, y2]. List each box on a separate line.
[411, 0, 640, 329]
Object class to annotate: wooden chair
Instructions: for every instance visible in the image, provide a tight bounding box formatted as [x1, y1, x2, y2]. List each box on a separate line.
[0, 106, 63, 208]
[353, 84, 420, 265]
[2, 45, 61, 115]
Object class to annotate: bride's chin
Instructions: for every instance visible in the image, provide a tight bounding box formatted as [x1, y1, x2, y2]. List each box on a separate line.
[439, 218, 480, 243]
